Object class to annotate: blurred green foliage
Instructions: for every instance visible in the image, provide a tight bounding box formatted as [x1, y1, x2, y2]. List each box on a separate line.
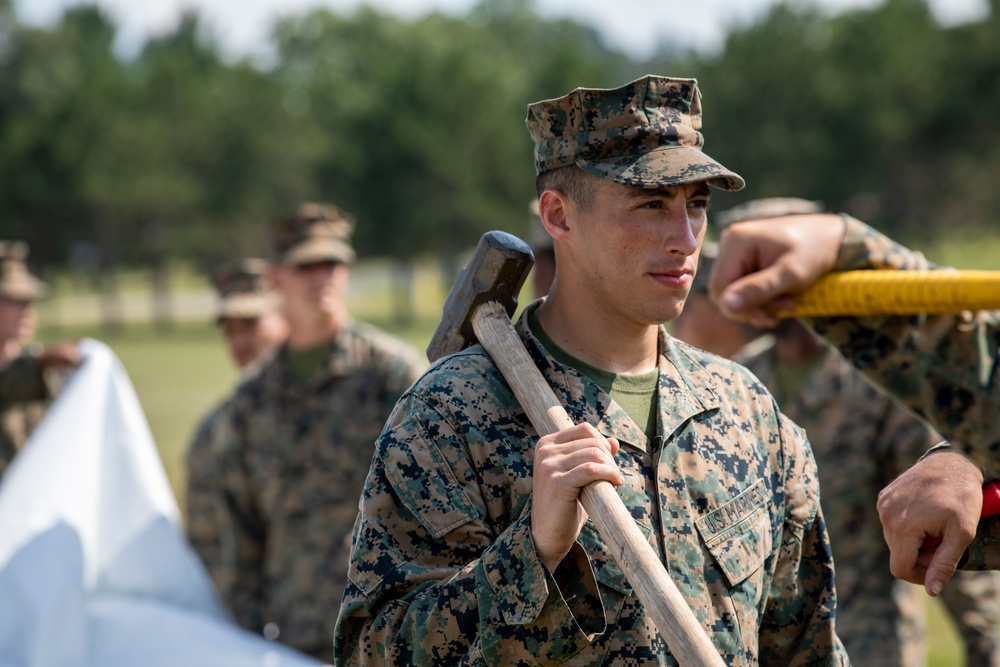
[1, 0, 998, 281]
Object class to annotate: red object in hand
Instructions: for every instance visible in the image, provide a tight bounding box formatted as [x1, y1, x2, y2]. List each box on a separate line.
[921, 480, 1000, 551]
[983, 480, 1000, 518]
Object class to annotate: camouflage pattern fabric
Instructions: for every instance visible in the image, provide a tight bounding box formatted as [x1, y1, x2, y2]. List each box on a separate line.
[269, 202, 356, 266]
[186, 321, 424, 659]
[184, 399, 230, 586]
[525, 75, 744, 191]
[0, 353, 50, 479]
[939, 569, 1000, 666]
[807, 216, 1000, 470]
[334, 301, 848, 666]
[0, 240, 47, 300]
[210, 258, 280, 321]
[737, 337, 999, 665]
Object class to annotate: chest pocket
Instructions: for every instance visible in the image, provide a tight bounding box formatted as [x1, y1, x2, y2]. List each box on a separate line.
[694, 479, 772, 586]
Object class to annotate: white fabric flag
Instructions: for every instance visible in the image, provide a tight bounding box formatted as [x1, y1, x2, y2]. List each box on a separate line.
[0, 339, 325, 667]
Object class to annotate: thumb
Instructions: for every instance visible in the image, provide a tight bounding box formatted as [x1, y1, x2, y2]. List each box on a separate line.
[718, 264, 797, 327]
[924, 536, 965, 597]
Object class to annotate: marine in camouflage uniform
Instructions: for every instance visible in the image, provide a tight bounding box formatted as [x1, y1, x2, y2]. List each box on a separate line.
[335, 76, 848, 666]
[738, 320, 998, 666]
[712, 209, 1000, 612]
[185, 258, 287, 592]
[0, 353, 49, 479]
[188, 207, 425, 660]
[817, 220, 1000, 598]
[805, 216, 999, 465]
[730, 200, 999, 666]
[789, 216, 1000, 579]
[0, 241, 76, 480]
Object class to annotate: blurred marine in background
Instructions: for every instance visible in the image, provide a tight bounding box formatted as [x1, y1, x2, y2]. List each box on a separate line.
[708, 212, 1000, 602]
[186, 203, 425, 661]
[0, 240, 80, 480]
[185, 256, 288, 612]
[721, 200, 1000, 667]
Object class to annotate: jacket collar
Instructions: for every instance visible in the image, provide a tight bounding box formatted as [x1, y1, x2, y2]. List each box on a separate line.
[514, 301, 721, 452]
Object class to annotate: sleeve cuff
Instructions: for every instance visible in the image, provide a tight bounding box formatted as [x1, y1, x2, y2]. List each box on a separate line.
[481, 509, 604, 636]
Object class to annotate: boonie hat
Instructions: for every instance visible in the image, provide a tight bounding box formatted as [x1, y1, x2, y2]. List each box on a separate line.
[211, 258, 280, 322]
[0, 241, 46, 301]
[714, 197, 825, 230]
[526, 75, 744, 191]
[268, 202, 356, 266]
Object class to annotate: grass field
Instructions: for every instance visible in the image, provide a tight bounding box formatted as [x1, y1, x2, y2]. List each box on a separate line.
[33, 244, 997, 666]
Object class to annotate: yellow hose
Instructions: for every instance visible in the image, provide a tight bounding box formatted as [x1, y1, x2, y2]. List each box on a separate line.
[779, 270, 1000, 317]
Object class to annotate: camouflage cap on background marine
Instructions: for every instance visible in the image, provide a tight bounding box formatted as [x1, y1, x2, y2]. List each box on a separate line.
[268, 202, 356, 266]
[714, 197, 825, 229]
[526, 75, 745, 191]
[0, 241, 47, 301]
[211, 258, 280, 322]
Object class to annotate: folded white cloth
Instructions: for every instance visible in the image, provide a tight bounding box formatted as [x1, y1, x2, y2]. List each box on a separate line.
[0, 339, 324, 667]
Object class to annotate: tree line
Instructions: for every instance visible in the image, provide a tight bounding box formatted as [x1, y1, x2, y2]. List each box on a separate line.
[0, 0, 997, 320]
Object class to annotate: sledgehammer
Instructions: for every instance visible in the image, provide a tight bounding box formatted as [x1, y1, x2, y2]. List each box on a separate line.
[427, 231, 726, 667]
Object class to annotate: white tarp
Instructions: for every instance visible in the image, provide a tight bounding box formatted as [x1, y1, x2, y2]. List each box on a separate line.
[0, 339, 325, 667]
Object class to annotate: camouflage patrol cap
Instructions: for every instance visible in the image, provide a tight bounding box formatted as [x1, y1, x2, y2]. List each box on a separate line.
[526, 75, 744, 191]
[211, 258, 280, 322]
[268, 202, 356, 266]
[714, 197, 825, 229]
[0, 241, 47, 301]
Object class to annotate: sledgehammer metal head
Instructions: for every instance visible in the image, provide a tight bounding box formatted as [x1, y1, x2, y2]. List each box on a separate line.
[427, 231, 534, 362]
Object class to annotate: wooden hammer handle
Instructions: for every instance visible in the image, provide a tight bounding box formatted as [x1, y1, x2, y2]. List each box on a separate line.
[472, 301, 725, 667]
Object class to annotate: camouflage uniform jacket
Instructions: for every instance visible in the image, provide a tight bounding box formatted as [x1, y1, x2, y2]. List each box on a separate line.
[335, 302, 848, 666]
[189, 321, 424, 656]
[808, 216, 999, 470]
[738, 339, 943, 665]
[185, 399, 230, 585]
[0, 353, 51, 479]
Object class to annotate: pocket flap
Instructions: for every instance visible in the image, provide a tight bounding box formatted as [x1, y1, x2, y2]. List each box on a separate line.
[695, 480, 772, 586]
[382, 416, 480, 540]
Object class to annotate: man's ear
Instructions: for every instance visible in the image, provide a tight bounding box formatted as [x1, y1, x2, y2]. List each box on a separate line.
[538, 189, 573, 241]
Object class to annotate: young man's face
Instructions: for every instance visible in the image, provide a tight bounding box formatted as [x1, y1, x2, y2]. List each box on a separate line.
[0, 297, 35, 344]
[560, 177, 710, 328]
[221, 310, 288, 369]
[271, 260, 349, 323]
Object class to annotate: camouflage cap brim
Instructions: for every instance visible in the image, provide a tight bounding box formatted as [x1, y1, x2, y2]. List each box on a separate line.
[578, 145, 745, 191]
[280, 238, 356, 266]
[0, 275, 47, 301]
[216, 292, 282, 322]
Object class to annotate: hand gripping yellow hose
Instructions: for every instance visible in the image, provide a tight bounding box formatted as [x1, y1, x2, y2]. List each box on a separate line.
[780, 270, 1000, 317]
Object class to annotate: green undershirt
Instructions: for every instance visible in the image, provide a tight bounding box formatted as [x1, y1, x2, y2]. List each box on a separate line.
[282, 344, 330, 384]
[528, 308, 659, 438]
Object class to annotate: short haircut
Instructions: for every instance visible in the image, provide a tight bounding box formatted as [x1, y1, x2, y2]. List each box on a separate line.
[535, 165, 599, 211]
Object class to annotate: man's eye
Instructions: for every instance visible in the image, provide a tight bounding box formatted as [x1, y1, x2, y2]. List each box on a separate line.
[639, 200, 664, 209]
[688, 199, 710, 210]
